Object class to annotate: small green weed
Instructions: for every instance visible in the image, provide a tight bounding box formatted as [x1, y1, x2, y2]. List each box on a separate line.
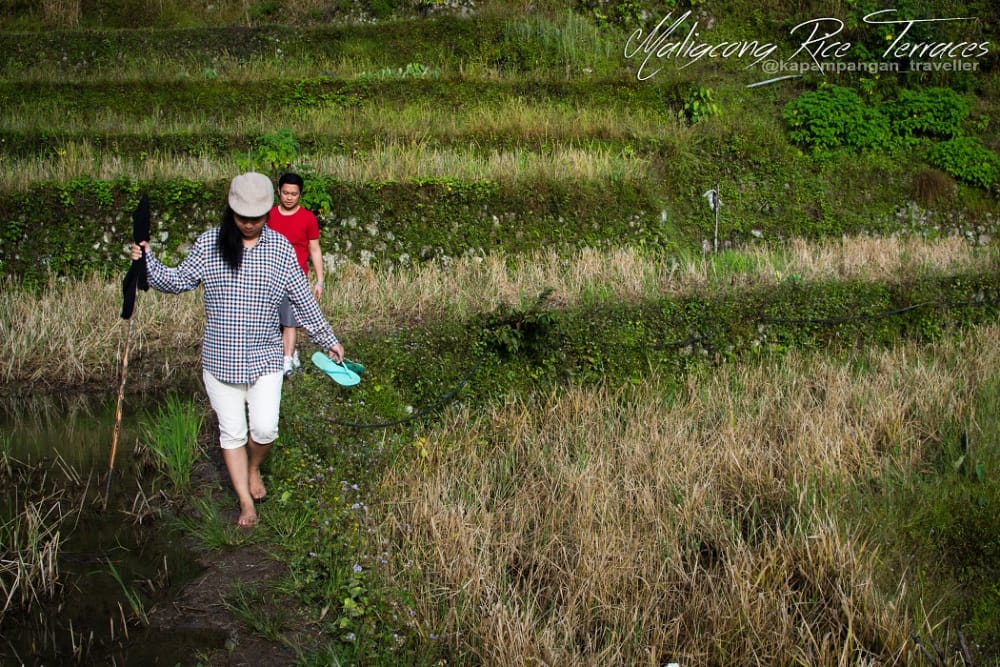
[224, 581, 287, 642]
[240, 129, 334, 214]
[241, 128, 299, 174]
[106, 557, 149, 626]
[355, 63, 440, 81]
[263, 497, 316, 542]
[170, 494, 245, 549]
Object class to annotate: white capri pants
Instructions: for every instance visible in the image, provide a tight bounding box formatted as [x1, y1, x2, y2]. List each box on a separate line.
[203, 369, 284, 450]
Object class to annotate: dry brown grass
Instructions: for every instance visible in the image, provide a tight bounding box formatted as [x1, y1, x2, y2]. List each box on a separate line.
[0, 274, 202, 390]
[324, 235, 993, 328]
[912, 169, 956, 207]
[0, 493, 67, 620]
[39, 0, 80, 27]
[0, 236, 991, 389]
[0, 141, 646, 188]
[375, 325, 1000, 665]
[777, 235, 980, 281]
[0, 451, 82, 622]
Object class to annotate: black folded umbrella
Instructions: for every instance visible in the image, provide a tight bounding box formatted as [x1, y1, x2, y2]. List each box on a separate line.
[121, 194, 150, 319]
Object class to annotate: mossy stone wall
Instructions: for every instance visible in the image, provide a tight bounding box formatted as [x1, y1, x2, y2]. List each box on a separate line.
[0, 177, 668, 284]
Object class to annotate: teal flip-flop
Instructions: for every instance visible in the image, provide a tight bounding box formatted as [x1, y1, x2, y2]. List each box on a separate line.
[311, 351, 361, 386]
[343, 359, 364, 375]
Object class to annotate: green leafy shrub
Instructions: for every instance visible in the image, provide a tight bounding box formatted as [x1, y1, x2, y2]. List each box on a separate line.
[297, 169, 334, 216]
[888, 87, 971, 141]
[927, 137, 1000, 189]
[240, 129, 334, 214]
[783, 84, 997, 192]
[782, 84, 891, 151]
[242, 128, 299, 174]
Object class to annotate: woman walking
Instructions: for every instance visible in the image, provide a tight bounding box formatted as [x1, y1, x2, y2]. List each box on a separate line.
[131, 172, 345, 527]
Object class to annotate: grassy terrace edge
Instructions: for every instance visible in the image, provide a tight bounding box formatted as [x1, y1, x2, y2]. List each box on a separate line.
[3, 256, 997, 393]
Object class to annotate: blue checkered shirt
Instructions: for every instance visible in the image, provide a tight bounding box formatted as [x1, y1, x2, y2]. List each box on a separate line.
[145, 225, 339, 384]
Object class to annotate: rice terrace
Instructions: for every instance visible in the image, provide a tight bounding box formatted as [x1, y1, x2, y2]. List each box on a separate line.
[1, 0, 998, 665]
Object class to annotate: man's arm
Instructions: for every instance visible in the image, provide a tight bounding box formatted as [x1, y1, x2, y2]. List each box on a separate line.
[308, 237, 324, 300]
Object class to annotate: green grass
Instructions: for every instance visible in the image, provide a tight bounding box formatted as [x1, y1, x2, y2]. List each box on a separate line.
[857, 374, 1000, 654]
[105, 557, 149, 626]
[141, 394, 204, 492]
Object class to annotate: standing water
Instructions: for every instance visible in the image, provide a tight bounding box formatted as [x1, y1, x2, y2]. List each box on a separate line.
[0, 383, 223, 665]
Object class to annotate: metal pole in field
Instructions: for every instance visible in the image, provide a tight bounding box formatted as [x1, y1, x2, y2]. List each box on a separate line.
[714, 183, 720, 253]
[703, 186, 721, 252]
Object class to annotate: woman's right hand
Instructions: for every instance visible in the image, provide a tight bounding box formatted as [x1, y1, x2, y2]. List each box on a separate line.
[130, 241, 150, 260]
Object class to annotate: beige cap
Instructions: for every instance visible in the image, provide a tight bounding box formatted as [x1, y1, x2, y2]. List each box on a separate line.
[228, 172, 274, 217]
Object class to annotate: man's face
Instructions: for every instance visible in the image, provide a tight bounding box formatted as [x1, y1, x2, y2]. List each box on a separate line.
[234, 213, 267, 240]
[279, 184, 302, 211]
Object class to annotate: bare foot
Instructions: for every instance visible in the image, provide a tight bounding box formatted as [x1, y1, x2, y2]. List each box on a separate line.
[237, 500, 258, 527]
[249, 469, 267, 501]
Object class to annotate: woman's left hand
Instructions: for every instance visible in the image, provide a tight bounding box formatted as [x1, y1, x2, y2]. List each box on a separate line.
[328, 342, 345, 364]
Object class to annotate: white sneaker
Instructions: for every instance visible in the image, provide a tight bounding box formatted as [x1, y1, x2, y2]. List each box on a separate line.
[283, 356, 295, 377]
[292, 350, 301, 369]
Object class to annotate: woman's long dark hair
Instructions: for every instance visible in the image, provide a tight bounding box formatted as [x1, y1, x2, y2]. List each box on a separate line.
[218, 206, 243, 272]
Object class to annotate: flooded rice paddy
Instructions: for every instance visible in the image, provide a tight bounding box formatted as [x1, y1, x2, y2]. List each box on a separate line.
[1, 384, 219, 666]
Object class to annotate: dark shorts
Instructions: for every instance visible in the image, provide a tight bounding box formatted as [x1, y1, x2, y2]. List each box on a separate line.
[279, 294, 298, 328]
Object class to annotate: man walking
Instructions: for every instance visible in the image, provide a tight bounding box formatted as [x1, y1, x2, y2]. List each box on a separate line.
[267, 172, 325, 376]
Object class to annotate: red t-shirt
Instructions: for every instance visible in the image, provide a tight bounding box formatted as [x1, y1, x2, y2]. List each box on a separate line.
[267, 206, 319, 275]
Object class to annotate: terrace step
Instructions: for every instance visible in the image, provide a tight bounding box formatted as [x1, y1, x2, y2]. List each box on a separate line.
[0, 77, 671, 117]
[0, 17, 507, 73]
